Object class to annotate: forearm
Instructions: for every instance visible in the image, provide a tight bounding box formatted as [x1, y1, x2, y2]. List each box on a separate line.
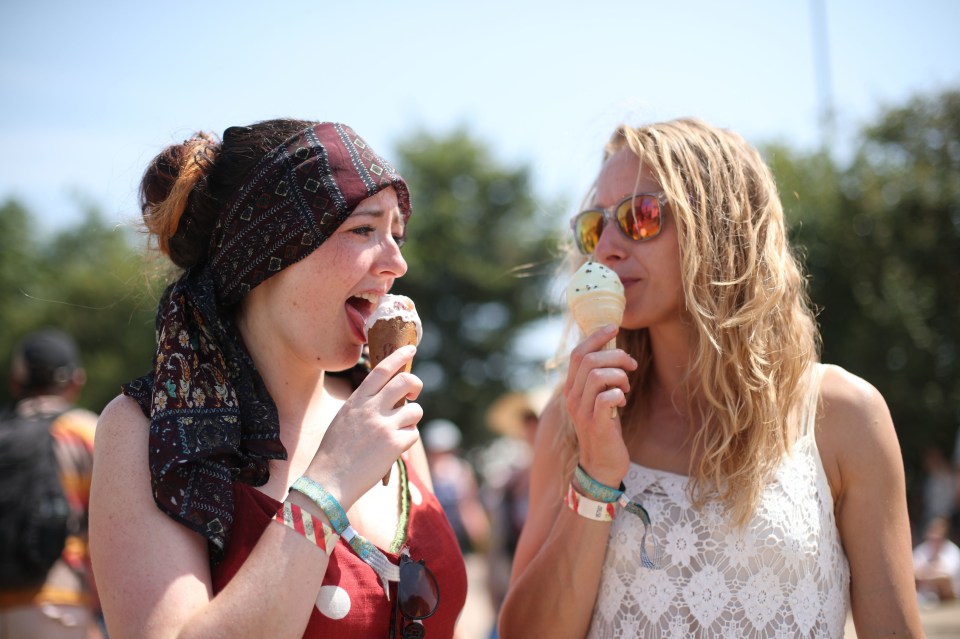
[499, 509, 610, 639]
[102, 516, 332, 639]
[180, 524, 329, 639]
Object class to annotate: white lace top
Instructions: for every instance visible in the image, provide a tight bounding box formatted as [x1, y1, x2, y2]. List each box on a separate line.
[587, 365, 850, 638]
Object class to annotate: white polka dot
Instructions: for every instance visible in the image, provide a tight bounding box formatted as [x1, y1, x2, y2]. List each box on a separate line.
[409, 483, 423, 506]
[316, 585, 351, 619]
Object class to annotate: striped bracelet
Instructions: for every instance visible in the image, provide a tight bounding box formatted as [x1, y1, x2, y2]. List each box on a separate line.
[274, 501, 339, 555]
[565, 482, 618, 522]
[289, 476, 400, 592]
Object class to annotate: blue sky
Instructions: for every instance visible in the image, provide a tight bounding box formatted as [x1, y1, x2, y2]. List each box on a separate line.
[2, 0, 959, 237]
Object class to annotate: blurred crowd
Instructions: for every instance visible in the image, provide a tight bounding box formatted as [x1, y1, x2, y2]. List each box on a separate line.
[419, 389, 546, 639]
[910, 434, 960, 609]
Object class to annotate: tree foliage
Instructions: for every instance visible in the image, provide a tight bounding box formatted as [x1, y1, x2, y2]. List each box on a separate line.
[390, 128, 560, 444]
[771, 88, 960, 487]
[0, 201, 159, 415]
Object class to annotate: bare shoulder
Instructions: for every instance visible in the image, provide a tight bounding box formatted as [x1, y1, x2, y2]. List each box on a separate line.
[817, 364, 893, 443]
[816, 364, 903, 499]
[96, 394, 150, 452]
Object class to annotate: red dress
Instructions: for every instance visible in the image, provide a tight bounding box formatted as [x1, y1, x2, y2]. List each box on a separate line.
[212, 462, 468, 638]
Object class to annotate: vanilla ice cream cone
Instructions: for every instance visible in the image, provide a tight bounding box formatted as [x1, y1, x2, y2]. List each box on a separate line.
[567, 262, 625, 418]
[567, 261, 625, 346]
[569, 292, 626, 350]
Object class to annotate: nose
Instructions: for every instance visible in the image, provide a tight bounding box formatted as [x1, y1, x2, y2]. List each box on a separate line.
[379, 235, 408, 278]
[592, 217, 627, 263]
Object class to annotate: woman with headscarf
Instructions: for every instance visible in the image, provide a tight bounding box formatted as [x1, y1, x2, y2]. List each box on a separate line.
[89, 120, 467, 638]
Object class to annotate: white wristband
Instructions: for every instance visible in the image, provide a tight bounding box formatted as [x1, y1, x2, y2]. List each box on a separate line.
[565, 482, 617, 522]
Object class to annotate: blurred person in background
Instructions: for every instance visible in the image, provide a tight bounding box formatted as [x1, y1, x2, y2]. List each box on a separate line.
[919, 446, 956, 533]
[479, 391, 542, 639]
[0, 329, 103, 639]
[952, 428, 960, 544]
[913, 516, 960, 606]
[422, 418, 490, 556]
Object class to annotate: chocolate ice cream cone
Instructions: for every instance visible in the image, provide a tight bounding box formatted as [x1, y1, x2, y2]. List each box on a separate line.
[367, 317, 419, 378]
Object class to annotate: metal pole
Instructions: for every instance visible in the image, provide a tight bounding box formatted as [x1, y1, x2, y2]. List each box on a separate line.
[810, 0, 836, 152]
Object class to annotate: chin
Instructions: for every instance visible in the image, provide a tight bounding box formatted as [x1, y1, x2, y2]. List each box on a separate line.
[328, 348, 364, 373]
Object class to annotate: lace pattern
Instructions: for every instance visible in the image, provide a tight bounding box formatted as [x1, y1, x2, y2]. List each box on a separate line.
[587, 366, 850, 638]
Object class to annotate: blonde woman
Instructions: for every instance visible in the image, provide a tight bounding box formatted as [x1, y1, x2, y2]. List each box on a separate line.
[499, 119, 922, 638]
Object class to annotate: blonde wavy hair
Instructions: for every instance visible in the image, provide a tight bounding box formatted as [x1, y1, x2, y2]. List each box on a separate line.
[558, 118, 820, 526]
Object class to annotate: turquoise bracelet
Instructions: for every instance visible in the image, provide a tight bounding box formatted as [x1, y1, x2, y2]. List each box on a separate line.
[574, 464, 624, 503]
[290, 476, 349, 535]
[573, 465, 660, 570]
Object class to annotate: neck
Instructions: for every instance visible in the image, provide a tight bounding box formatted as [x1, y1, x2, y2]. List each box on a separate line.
[236, 322, 331, 444]
[16, 395, 72, 417]
[646, 323, 693, 404]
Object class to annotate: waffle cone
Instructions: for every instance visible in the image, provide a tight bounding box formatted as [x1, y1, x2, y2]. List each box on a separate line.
[367, 315, 419, 485]
[367, 316, 418, 374]
[569, 292, 625, 350]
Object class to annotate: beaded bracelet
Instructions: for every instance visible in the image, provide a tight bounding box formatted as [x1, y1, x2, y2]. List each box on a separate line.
[565, 482, 618, 522]
[274, 501, 339, 555]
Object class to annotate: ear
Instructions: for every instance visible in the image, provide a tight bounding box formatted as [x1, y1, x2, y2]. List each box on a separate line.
[63, 368, 87, 401]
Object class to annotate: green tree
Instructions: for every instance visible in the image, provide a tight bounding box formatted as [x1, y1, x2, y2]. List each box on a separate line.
[0, 199, 44, 383]
[392, 128, 560, 445]
[0, 200, 159, 415]
[772, 88, 960, 489]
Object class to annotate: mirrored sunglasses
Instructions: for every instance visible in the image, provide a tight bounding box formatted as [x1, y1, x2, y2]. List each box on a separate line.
[570, 192, 668, 255]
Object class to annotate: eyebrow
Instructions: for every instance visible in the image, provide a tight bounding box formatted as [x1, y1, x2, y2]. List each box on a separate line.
[351, 207, 386, 218]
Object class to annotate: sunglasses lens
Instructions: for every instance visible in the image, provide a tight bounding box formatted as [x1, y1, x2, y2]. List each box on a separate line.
[399, 559, 439, 619]
[617, 195, 662, 240]
[573, 211, 603, 254]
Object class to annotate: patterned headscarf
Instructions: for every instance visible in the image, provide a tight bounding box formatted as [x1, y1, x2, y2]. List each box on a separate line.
[123, 122, 410, 555]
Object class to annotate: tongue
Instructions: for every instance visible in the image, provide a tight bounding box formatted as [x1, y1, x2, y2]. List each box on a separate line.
[345, 298, 370, 341]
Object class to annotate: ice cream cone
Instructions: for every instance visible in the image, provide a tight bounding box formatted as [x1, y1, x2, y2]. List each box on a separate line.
[365, 294, 422, 485]
[367, 316, 419, 377]
[567, 261, 625, 418]
[569, 291, 626, 350]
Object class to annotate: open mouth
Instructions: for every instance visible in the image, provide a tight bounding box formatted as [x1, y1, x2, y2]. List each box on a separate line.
[346, 292, 380, 339]
[347, 292, 380, 317]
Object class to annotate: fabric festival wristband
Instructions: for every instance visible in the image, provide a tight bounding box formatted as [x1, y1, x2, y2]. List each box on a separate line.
[274, 501, 339, 555]
[341, 526, 400, 583]
[291, 476, 350, 535]
[290, 476, 400, 596]
[616, 493, 660, 569]
[566, 482, 617, 522]
[574, 464, 624, 503]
